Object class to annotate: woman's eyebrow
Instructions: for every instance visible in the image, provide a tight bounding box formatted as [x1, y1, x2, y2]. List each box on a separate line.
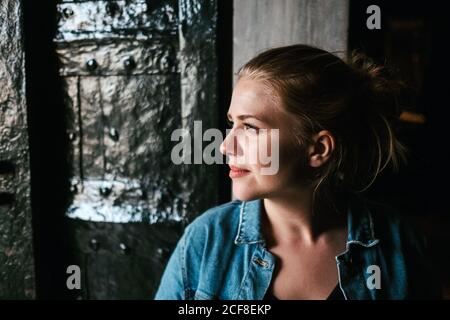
[227, 113, 267, 122]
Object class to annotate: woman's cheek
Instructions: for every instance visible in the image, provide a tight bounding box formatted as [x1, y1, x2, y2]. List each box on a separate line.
[245, 137, 260, 168]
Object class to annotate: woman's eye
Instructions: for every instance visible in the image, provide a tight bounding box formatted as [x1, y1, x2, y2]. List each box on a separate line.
[226, 119, 234, 128]
[244, 123, 259, 133]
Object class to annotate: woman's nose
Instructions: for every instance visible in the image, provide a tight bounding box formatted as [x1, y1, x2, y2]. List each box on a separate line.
[220, 129, 237, 156]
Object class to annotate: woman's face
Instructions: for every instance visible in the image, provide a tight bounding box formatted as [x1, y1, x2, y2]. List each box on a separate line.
[220, 77, 310, 201]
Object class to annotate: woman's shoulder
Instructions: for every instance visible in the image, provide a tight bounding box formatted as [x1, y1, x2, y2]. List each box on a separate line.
[358, 195, 428, 253]
[362, 196, 442, 298]
[183, 199, 243, 237]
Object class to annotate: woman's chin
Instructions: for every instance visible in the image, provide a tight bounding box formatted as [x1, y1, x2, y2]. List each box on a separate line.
[232, 185, 261, 202]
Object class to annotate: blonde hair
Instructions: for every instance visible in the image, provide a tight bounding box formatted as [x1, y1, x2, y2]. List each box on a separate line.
[238, 44, 409, 215]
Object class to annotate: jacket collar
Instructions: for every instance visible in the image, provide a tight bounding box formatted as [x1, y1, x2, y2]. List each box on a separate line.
[234, 198, 266, 245]
[234, 193, 379, 247]
[345, 193, 380, 248]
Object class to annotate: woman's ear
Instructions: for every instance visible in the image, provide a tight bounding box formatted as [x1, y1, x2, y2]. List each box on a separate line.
[308, 130, 335, 168]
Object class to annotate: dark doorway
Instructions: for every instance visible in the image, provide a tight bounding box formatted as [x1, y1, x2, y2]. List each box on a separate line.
[349, 0, 450, 297]
[23, 0, 232, 299]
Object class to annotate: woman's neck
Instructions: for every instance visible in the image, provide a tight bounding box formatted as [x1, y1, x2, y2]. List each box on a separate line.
[262, 188, 348, 246]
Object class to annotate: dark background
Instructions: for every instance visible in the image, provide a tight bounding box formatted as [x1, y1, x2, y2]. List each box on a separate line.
[350, 0, 450, 296]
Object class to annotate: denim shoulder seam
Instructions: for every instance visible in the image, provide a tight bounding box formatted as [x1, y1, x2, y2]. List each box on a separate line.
[180, 228, 189, 299]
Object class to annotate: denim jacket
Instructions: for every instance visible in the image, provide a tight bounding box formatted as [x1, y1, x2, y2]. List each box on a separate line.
[154, 193, 441, 300]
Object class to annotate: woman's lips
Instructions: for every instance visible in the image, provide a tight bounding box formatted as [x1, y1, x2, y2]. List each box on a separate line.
[229, 165, 250, 179]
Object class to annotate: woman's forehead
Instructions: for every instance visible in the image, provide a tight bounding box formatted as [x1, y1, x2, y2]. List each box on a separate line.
[230, 79, 280, 115]
[233, 77, 274, 97]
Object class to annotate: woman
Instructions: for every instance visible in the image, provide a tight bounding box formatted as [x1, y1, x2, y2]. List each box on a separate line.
[155, 44, 441, 300]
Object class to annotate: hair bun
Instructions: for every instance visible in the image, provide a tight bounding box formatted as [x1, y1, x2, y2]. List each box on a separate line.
[348, 51, 407, 119]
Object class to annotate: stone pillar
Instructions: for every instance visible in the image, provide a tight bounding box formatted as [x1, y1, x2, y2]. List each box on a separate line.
[233, 0, 349, 78]
[0, 0, 35, 299]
